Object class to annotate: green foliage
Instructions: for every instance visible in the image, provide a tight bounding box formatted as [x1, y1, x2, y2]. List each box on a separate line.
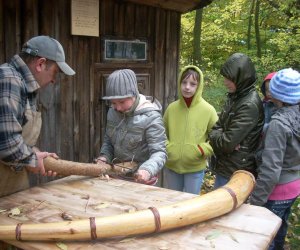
[180, 0, 300, 76]
[287, 198, 300, 249]
[202, 69, 226, 112]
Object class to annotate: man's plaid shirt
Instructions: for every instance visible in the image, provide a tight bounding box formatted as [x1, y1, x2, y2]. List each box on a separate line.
[0, 55, 39, 169]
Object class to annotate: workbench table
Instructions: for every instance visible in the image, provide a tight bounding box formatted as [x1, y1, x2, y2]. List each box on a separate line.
[0, 176, 281, 249]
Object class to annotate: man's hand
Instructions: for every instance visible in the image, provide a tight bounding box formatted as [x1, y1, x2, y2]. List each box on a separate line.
[26, 152, 59, 176]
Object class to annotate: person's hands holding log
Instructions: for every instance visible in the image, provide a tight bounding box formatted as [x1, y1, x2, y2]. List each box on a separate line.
[26, 151, 59, 176]
[134, 169, 151, 183]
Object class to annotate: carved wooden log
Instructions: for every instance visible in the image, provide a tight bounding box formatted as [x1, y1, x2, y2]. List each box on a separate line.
[0, 170, 255, 241]
[44, 157, 138, 177]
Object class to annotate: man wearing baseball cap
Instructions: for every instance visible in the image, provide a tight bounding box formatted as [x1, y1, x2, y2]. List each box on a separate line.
[0, 35, 75, 197]
[21, 35, 75, 77]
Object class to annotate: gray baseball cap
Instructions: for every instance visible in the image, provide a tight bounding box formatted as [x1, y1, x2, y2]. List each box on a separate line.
[22, 36, 75, 76]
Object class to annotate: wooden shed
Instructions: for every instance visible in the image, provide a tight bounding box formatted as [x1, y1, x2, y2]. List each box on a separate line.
[0, 0, 211, 169]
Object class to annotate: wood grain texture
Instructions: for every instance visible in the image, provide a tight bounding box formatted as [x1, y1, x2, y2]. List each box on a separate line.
[0, 173, 280, 249]
[44, 156, 137, 177]
[0, 171, 279, 250]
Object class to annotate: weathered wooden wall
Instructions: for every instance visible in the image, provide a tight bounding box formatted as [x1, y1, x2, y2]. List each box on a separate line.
[0, 0, 180, 167]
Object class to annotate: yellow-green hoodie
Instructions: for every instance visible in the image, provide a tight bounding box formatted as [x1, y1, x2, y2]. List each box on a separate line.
[163, 65, 218, 174]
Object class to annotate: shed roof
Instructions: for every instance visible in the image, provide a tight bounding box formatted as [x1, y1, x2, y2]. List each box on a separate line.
[125, 0, 212, 13]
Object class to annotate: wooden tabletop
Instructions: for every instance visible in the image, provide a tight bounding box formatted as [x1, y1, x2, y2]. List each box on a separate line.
[0, 176, 281, 250]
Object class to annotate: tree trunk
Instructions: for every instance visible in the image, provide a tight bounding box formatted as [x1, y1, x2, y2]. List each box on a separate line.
[193, 9, 203, 66]
[247, 0, 255, 50]
[254, 0, 262, 57]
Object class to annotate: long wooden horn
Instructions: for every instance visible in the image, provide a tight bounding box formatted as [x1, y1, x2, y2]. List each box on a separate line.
[0, 170, 255, 241]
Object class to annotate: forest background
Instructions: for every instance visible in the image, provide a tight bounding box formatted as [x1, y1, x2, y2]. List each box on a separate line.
[179, 0, 299, 248]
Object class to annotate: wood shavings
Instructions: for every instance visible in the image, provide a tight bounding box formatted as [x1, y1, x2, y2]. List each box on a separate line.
[93, 202, 110, 209]
[8, 207, 21, 216]
[99, 174, 110, 181]
[27, 200, 46, 213]
[8, 207, 29, 221]
[205, 230, 222, 240]
[228, 232, 239, 243]
[125, 208, 136, 213]
[61, 212, 73, 221]
[56, 242, 68, 250]
[81, 194, 90, 200]
[119, 237, 136, 243]
[84, 195, 90, 212]
[159, 246, 169, 250]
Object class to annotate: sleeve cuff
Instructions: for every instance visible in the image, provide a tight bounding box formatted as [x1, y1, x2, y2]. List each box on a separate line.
[197, 145, 205, 156]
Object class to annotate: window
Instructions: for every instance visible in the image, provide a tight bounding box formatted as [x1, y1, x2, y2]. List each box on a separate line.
[104, 39, 147, 61]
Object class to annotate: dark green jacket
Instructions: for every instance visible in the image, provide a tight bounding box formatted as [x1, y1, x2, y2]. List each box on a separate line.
[209, 53, 264, 178]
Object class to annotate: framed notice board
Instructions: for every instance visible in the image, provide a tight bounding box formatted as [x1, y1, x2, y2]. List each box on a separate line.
[71, 0, 99, 37]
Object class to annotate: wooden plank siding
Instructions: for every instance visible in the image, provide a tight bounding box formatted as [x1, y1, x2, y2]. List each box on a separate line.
[0, 0, 180, 183]
[0, 2, 3, 63]
[125, 0, 210, 13]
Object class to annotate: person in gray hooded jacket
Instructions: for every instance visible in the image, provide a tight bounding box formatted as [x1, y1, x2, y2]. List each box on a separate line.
[95, 69, 167, 184]
[249, 68, 300, 250]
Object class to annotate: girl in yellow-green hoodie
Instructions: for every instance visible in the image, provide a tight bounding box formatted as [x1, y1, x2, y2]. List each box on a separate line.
[163, 65, 218, 194]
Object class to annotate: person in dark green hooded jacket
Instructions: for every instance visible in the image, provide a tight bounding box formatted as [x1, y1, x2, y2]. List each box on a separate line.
[208, 53, 264, 188]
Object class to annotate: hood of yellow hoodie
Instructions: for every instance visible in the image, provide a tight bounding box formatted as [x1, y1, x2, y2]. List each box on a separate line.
[178, 65, 204, 107]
